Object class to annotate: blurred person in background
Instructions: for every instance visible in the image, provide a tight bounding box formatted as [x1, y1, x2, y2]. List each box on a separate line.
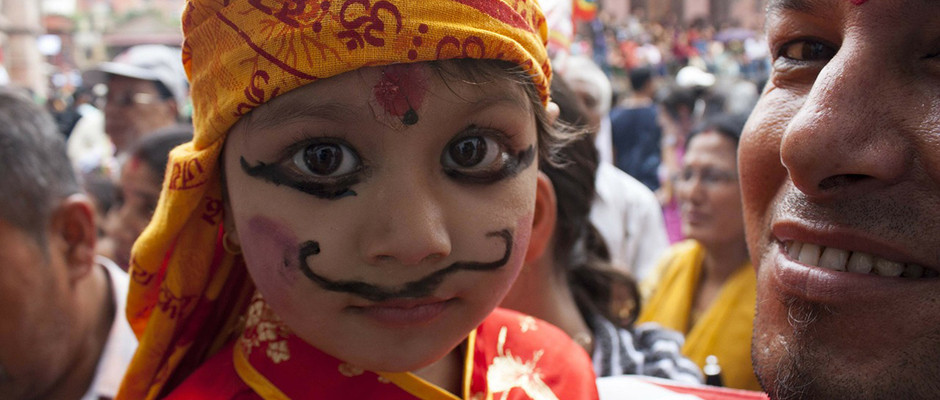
[66, 85, 111, 176]
[556, 55, 614, 163]
[610, 66, 662, 192]
[558, 55, 669, 281]
[99, 124, 192, 270]
[502, 78, 702, 383]
[638, 113, 760, 391]
[655, 84, 701, 243]
[0, 86, 136, 400]
[85, 44, 188, 159]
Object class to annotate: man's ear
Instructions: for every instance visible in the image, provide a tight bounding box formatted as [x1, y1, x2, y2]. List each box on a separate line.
[50, 194, 98, 283]
[526, 172, 557, 263]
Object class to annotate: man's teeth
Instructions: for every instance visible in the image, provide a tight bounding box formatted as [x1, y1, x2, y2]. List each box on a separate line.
[786, 241, 937, 279]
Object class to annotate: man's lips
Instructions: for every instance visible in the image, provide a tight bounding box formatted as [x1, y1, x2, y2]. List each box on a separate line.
[766, 221, 940, 305]
[772, 221, 940, 276]
[783, 240, 939, 278]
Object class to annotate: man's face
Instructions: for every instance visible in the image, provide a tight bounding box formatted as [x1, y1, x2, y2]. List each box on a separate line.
[0, 220, 74, 399]
[104, 76, 177, 154]
[741, 1, 940, 399]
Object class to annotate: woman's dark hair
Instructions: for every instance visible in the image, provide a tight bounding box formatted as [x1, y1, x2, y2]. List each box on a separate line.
[686, 112, 749, 150]
[543, 77, 642, 329]
[130, 124, 194, 176]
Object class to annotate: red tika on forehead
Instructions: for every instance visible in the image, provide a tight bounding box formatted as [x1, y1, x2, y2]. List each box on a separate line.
[371, 64, 428, 129]
[849, 0, 868, 5]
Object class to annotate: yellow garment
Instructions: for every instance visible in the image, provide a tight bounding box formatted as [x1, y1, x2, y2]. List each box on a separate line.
[638, 240, 760, 391]
[119, 1, 551, 399]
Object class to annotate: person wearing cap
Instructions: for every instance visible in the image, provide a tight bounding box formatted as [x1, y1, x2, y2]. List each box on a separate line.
[116, 1, 599, 399]
[0, 86, 137, 400]
[92, 44, 188, 156]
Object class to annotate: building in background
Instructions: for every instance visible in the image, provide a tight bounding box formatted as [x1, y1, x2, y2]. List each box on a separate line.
[602, 0, 765, 30]
[0, 0, 184, 99]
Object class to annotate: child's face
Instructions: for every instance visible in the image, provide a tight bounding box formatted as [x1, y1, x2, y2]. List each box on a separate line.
[223, 63, 540, 372]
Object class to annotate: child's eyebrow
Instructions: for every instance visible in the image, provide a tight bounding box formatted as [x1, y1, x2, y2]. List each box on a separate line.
[461, 92, 532, 115]
[246, 101, 360, 133]
[767, 0, 826, 15]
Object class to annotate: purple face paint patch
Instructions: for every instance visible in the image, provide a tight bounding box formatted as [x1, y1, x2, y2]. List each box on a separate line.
[244, 216, 301, 280]
[369, 64, 428, 129]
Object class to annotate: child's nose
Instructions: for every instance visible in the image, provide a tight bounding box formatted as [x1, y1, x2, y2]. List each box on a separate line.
[361, 177, 452, 267]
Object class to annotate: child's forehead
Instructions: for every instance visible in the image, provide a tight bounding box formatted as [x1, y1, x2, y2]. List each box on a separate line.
[241, 62, 532, 129]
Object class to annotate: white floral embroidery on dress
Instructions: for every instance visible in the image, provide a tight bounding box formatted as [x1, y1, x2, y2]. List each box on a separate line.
[519, 316, 538, 333]
[486, 327, 559, 400]
[338, 363, 365, 377]
[239, 293, 293, 364]
[266, 340, 290, 364]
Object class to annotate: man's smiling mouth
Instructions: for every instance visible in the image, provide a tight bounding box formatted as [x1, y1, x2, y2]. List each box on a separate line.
[784, 241, 940, 279]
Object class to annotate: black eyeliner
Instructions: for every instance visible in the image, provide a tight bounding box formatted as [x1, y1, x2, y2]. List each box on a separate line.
[444, 145, 535, 184]
[240, 157, 358, 199]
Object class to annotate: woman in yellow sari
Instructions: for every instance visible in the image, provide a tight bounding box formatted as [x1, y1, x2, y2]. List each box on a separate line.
[638, 113, 760, 391]
[115, 1, 599, 399]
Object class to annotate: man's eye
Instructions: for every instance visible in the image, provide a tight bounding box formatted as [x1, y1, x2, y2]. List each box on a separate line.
[779, 40, 837, 62]
[443, 136, 501, 170]
[292, 142, 360, 177]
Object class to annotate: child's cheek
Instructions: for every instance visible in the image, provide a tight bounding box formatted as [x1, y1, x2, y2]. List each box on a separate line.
[508, 213, 534, 274]
[241, 215, 303, 301]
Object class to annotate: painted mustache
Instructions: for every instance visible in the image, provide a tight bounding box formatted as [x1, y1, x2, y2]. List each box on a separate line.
[297, 229, 513, 302]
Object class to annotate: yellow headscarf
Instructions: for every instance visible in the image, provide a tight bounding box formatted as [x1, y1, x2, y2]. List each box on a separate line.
[119, 1, 551, 398]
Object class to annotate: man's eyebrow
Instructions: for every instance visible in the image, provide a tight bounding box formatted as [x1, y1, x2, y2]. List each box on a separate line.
[245, 101, 359, 132]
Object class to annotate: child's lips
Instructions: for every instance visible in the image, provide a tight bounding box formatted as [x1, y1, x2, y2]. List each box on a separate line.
[349, 297, 455, 327]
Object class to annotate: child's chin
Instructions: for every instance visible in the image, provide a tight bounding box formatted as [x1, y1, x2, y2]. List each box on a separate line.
[353, 344, 457, 373]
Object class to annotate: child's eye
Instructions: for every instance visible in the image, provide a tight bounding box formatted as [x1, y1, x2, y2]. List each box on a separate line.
[778, 39, 837, 62]
[440, 128, 535, 185]
[292, 142, 361, 177]
[443, 136, 501, 170]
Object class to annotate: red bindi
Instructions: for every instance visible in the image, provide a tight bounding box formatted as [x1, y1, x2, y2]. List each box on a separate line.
[371, 64, 428, 128]
[849, 0, 867, 5]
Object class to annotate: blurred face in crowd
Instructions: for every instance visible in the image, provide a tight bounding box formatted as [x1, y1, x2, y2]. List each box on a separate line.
[105, 156, 162, 269]
[740, 1, 940, 399]
[104, 76, 177, 154]
[0, 220, 76, 399]
[677, 131, 744, 248]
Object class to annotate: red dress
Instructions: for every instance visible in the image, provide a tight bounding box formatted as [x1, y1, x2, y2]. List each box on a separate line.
[167, 299, 598, 400]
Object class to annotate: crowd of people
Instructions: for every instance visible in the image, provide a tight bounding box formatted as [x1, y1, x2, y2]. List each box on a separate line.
[1, 0, 937, 399]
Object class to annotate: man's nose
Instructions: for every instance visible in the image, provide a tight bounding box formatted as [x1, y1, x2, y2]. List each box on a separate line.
[779, 42, 911, 200]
